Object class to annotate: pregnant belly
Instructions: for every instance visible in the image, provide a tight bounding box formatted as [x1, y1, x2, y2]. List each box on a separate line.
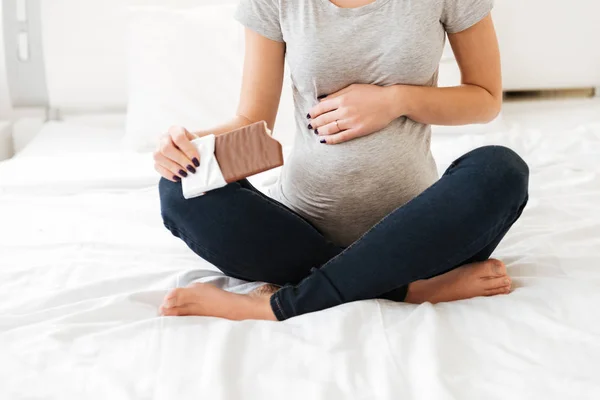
[276, 125, 438, 246]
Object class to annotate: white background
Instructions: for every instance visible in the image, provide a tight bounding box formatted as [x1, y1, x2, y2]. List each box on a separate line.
[0, 0, 599, 144]
[0, 3, 13, 119]
[2, 1, 600, 121]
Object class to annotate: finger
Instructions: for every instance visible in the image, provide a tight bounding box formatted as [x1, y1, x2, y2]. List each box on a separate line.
[315, 119, 348, 136]
[154, 152, 190, 179]
[319, 128, 360, 145]
[154, 164, 181, 182]
[308, 98, 340, 119]
[310, 108, 342, 130]
[160, 136, 197, 174]
[170, 127, 200, 167]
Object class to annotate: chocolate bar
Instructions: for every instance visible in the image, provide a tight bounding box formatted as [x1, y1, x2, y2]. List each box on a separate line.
[214, 121, 284, 182]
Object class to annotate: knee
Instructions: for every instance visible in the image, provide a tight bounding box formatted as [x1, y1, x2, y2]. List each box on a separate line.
[158, 178, 239, 229]
[471, 146, 529, 204]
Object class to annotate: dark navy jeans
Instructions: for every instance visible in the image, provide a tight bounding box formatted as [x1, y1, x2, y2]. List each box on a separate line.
[159, 145, 529, 321]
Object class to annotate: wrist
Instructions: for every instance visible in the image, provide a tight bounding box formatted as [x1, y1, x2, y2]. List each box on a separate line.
[192, 131, 209, 138]
[385, 85, 411, 119]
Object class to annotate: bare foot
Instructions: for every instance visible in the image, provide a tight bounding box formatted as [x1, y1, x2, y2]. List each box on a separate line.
[405, 259, 512, 304]
[159, 283, 277, 321]
[159, 260, 510, 319]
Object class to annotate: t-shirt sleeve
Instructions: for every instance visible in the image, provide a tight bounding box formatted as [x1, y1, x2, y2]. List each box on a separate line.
[441, 0, 494, 34]
[235, 0, 284, 42]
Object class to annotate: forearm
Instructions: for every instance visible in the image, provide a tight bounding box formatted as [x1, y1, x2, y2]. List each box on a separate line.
[388, 84, 502, 126]
[192, 28, 285, 139]
[192, 115, 255, 138]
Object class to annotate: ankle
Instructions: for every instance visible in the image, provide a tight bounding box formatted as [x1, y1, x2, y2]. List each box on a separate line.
[240, 293, 277, 321]
[405, 280, 430, 304]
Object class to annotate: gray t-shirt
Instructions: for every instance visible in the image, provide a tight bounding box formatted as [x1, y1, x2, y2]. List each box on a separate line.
[235, 0, 493, 247]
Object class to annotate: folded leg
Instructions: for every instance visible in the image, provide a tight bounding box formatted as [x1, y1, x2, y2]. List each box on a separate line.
[159, 178, 342, 286]
[272, 145, 530, 320]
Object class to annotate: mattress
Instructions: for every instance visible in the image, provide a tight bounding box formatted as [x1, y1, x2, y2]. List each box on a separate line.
[16, 119, 126, 158]
[1, 120, 600, 399]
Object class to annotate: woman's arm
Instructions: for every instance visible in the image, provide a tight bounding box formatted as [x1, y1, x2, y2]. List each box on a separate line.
[308, 15, 501, 144]
[193, 29, 286, 137]
[389, 14, 502, 125]
[154, 29, 285, 182]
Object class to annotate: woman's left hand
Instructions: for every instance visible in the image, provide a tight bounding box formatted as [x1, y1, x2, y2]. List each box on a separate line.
[307, 84, 402, 145]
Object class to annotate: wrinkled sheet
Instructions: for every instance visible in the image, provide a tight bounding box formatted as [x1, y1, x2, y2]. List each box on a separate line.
[1, 123, 600, 399]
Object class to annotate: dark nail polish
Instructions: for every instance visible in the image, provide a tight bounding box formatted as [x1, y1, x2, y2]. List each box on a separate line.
[320, 139, 327, 144]
[174, 176, 181, 182]
[187, 165, 196, 174]
[314, 129, 319, 135]
[306, 113, 311, 119]
[179, 169, 188, 177]
[317, 94, 328, 100]
[192, 158, 200, 167]
[308, 124, 313, 130]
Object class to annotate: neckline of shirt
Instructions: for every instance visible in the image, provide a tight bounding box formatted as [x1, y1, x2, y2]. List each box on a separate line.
[318, 0, 391, 17]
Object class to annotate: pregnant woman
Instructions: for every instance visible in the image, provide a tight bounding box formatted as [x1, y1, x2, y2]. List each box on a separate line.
[154, 0, 529, 321]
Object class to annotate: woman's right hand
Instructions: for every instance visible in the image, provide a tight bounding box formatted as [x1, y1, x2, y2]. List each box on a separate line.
[153, 126, 201, 182]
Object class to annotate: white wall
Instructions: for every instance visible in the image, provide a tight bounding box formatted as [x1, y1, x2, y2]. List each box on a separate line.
[0, 2, 14, 119]
[494, 0, 600, 90]
[40, 0, 128, 109]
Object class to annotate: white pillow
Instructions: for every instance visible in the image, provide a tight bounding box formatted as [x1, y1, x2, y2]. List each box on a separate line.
[124, 4, 296, 152]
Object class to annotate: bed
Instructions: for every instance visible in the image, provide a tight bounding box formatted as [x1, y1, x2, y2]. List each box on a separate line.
[1, 114, 600, 399]
[2, 0, 600, 398]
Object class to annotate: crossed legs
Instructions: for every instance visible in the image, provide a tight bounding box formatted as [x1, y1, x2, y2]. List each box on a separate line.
[158, 146, 529, 320]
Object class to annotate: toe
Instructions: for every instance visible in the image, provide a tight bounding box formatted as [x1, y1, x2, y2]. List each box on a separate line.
[483, 276, 511, 290]
[161, 305, 182, 316]
[163, 288, 186, 309]
[161, 305, 203, 317]
[485, 286, 511, 296]
[486, 259, 507, 277]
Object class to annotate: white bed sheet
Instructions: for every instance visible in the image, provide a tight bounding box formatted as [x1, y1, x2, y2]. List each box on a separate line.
[2, 120, 158, 195]
[1, 121, 600, 399]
